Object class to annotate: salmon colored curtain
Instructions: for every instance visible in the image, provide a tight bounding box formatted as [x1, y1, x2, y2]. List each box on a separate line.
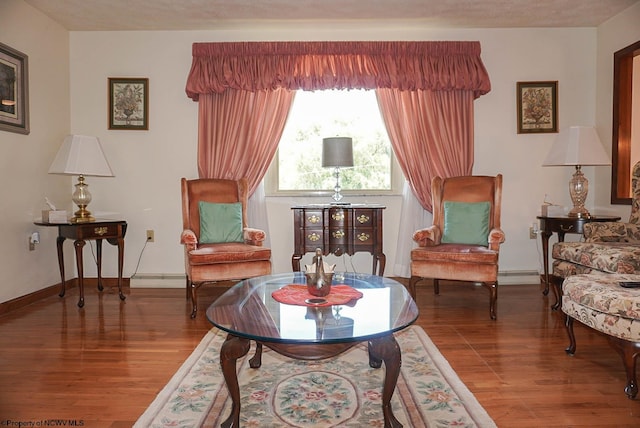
[196, 88, 294, 194]
[186, 41, 490, 98]
[376, 89, 475, 211]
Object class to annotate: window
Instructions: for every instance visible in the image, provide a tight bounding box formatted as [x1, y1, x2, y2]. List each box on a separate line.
[266, 89, 402, 196]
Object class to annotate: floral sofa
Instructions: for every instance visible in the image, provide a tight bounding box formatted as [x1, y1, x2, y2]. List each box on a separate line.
[550, 162, 640, 307]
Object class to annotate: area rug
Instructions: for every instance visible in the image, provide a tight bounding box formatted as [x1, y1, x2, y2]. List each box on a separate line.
[135, 326, 496, 427]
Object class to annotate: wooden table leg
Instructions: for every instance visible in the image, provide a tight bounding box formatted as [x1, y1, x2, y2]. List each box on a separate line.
[115, 236, 126, 300]
[368, 334, 402, 428]
[540, 231, 551, 295]
[96, 239, 103, 291]
[56, 236, 66, 297]
[73, 239, 86, 308]
[220, 334, 251, 428]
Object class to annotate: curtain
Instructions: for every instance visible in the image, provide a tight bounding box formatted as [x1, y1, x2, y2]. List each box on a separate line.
[186, 41, 491, 97]
[196, 87, 295, 195]
[376, 89, 475, 211]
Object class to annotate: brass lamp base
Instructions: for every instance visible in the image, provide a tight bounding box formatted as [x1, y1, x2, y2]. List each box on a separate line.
[71, 206, 95, 223]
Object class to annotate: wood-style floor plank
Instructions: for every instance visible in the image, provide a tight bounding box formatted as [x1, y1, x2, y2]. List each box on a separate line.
[0, 279, 639, 427]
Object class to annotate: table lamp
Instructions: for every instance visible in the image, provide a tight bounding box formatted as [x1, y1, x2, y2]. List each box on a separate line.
[542, 126, 610, 218]
[322, 137, 354, 202]
[48, 134, 114, 223]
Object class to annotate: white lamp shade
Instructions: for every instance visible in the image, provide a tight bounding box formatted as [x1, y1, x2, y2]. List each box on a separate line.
[49, 135, 114, 177]
[322, 137, 354, 168]
[542, 126, 610, 167]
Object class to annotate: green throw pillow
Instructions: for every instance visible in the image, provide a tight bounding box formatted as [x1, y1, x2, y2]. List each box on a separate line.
[441, 201, 491, 246]
[198, 201, 244, 244]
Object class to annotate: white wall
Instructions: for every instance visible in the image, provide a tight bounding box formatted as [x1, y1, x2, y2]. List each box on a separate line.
[0, 0, 71, 303]
[68, 25, 598, 284]
[2, 0, 639, 303]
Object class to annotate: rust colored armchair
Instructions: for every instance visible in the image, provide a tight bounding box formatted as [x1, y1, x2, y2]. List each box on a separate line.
[409, 174, 505, 320]
[180, 178, 272, 318]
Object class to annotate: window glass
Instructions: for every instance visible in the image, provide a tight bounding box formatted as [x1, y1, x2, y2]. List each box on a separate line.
[268, 89, 398, 195]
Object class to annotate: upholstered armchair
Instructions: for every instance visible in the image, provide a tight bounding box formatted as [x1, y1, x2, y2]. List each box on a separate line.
[180, 178, 272, 318]
[409, 174, 505, 320]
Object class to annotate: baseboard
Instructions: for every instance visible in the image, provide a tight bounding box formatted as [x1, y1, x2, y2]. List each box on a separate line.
[498, 270, 541, 285]
[130, 274, 186, 289]
[129, 270, 541, 289]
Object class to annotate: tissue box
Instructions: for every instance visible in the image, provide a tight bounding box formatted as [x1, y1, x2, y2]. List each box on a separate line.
[42, 210, 68, 224]
[541, 205, 566, 217]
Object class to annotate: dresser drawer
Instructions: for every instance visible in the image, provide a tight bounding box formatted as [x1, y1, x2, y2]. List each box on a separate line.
[353, 209, 375, 227]
[329, 208, 347, 227]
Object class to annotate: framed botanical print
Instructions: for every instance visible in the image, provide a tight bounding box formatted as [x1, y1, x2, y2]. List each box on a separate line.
[517, 81, 558, 134]
[0, 42, 29, 135]
[108, 77, 149, 130]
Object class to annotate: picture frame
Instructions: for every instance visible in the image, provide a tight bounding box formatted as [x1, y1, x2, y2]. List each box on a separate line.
[108, 77, 149, 130]
[0, 42, 29, 135]
[517, 81, 558, 134]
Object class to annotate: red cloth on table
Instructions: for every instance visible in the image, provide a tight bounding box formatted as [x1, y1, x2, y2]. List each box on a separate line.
[271, 284, 363, 307]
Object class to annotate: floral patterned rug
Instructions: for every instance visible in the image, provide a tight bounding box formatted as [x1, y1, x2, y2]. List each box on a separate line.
[135, 326, 495, 427]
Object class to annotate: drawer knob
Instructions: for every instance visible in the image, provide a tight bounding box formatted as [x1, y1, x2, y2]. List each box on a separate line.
[332, 230, 345, 238]
[357, 233, 370, 242]
[559, 225, 574, 232]
[357, 214, 370, 224]
[307, 232, 321, 242]
[307, 214, 321, 224]
[331, 212, 344, 221]
[94, 227, 108, 236]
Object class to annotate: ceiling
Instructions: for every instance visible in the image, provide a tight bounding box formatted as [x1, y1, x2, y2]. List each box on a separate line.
[22, 0, 639, 31]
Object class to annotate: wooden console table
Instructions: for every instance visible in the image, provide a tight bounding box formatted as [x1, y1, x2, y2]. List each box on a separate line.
[292, 204, 385, 275]
[536, 215, 620, 295]
[35, 220, 127, 308]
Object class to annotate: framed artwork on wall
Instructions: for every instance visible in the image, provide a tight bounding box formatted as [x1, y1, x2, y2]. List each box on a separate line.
[0, 42, 29, 135]
[108, 77, 149, 130]
[516, 81, 558, 134]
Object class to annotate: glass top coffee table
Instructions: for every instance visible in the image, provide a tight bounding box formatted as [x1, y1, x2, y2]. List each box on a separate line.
[206, 272, 419, 428]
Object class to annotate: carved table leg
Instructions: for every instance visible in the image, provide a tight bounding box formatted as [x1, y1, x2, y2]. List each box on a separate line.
[56, 236, 66, 297]
[74, 239, 86, 308]
[249, 342, 263, 368]
[220, 334, 251, 428]
[369, 334, 402, 428]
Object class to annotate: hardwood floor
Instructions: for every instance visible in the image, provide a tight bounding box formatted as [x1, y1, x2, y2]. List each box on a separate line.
[0, 279, 639, 427]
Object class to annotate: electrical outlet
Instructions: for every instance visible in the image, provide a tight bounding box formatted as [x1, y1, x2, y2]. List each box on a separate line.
[146, 229, 155, 242]
[529, 226, 537, 239]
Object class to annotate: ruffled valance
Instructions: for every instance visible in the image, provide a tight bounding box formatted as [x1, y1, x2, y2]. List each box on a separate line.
[185, 41, 491, 100]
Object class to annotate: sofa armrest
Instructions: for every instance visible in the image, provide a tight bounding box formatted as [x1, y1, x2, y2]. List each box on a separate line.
[413, 225, 441, 247]
[244, 227, 266, 246]
[180, 229, 198, 250]
[584, 222, 640, 243]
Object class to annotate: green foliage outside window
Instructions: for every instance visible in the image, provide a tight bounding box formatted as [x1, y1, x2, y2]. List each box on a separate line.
[277, 90, 392, 192]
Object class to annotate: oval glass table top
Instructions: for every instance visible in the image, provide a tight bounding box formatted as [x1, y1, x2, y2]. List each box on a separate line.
[206, 272, 419, 344]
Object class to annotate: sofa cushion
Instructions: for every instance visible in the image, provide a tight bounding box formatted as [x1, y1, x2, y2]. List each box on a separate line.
[552, 242, 640, 274]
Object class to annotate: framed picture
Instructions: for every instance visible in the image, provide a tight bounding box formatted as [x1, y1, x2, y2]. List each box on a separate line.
[517, 81, 558, 134]
[0, 42, 29, 135]
[108, 77, 149, 130]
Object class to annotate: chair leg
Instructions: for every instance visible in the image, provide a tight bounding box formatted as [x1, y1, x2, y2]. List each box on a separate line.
[564, 315, 577, 355]
[189, 281, 198, 319]
[487, 281, 497, 320]
[185, 275, 190, 300]
[607, 336, 640, 399]
[408, 276, 420, 300]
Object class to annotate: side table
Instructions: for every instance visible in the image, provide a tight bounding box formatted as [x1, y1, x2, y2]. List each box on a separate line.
[35, 220, 127, 308]
[536, 215, 620, 295]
